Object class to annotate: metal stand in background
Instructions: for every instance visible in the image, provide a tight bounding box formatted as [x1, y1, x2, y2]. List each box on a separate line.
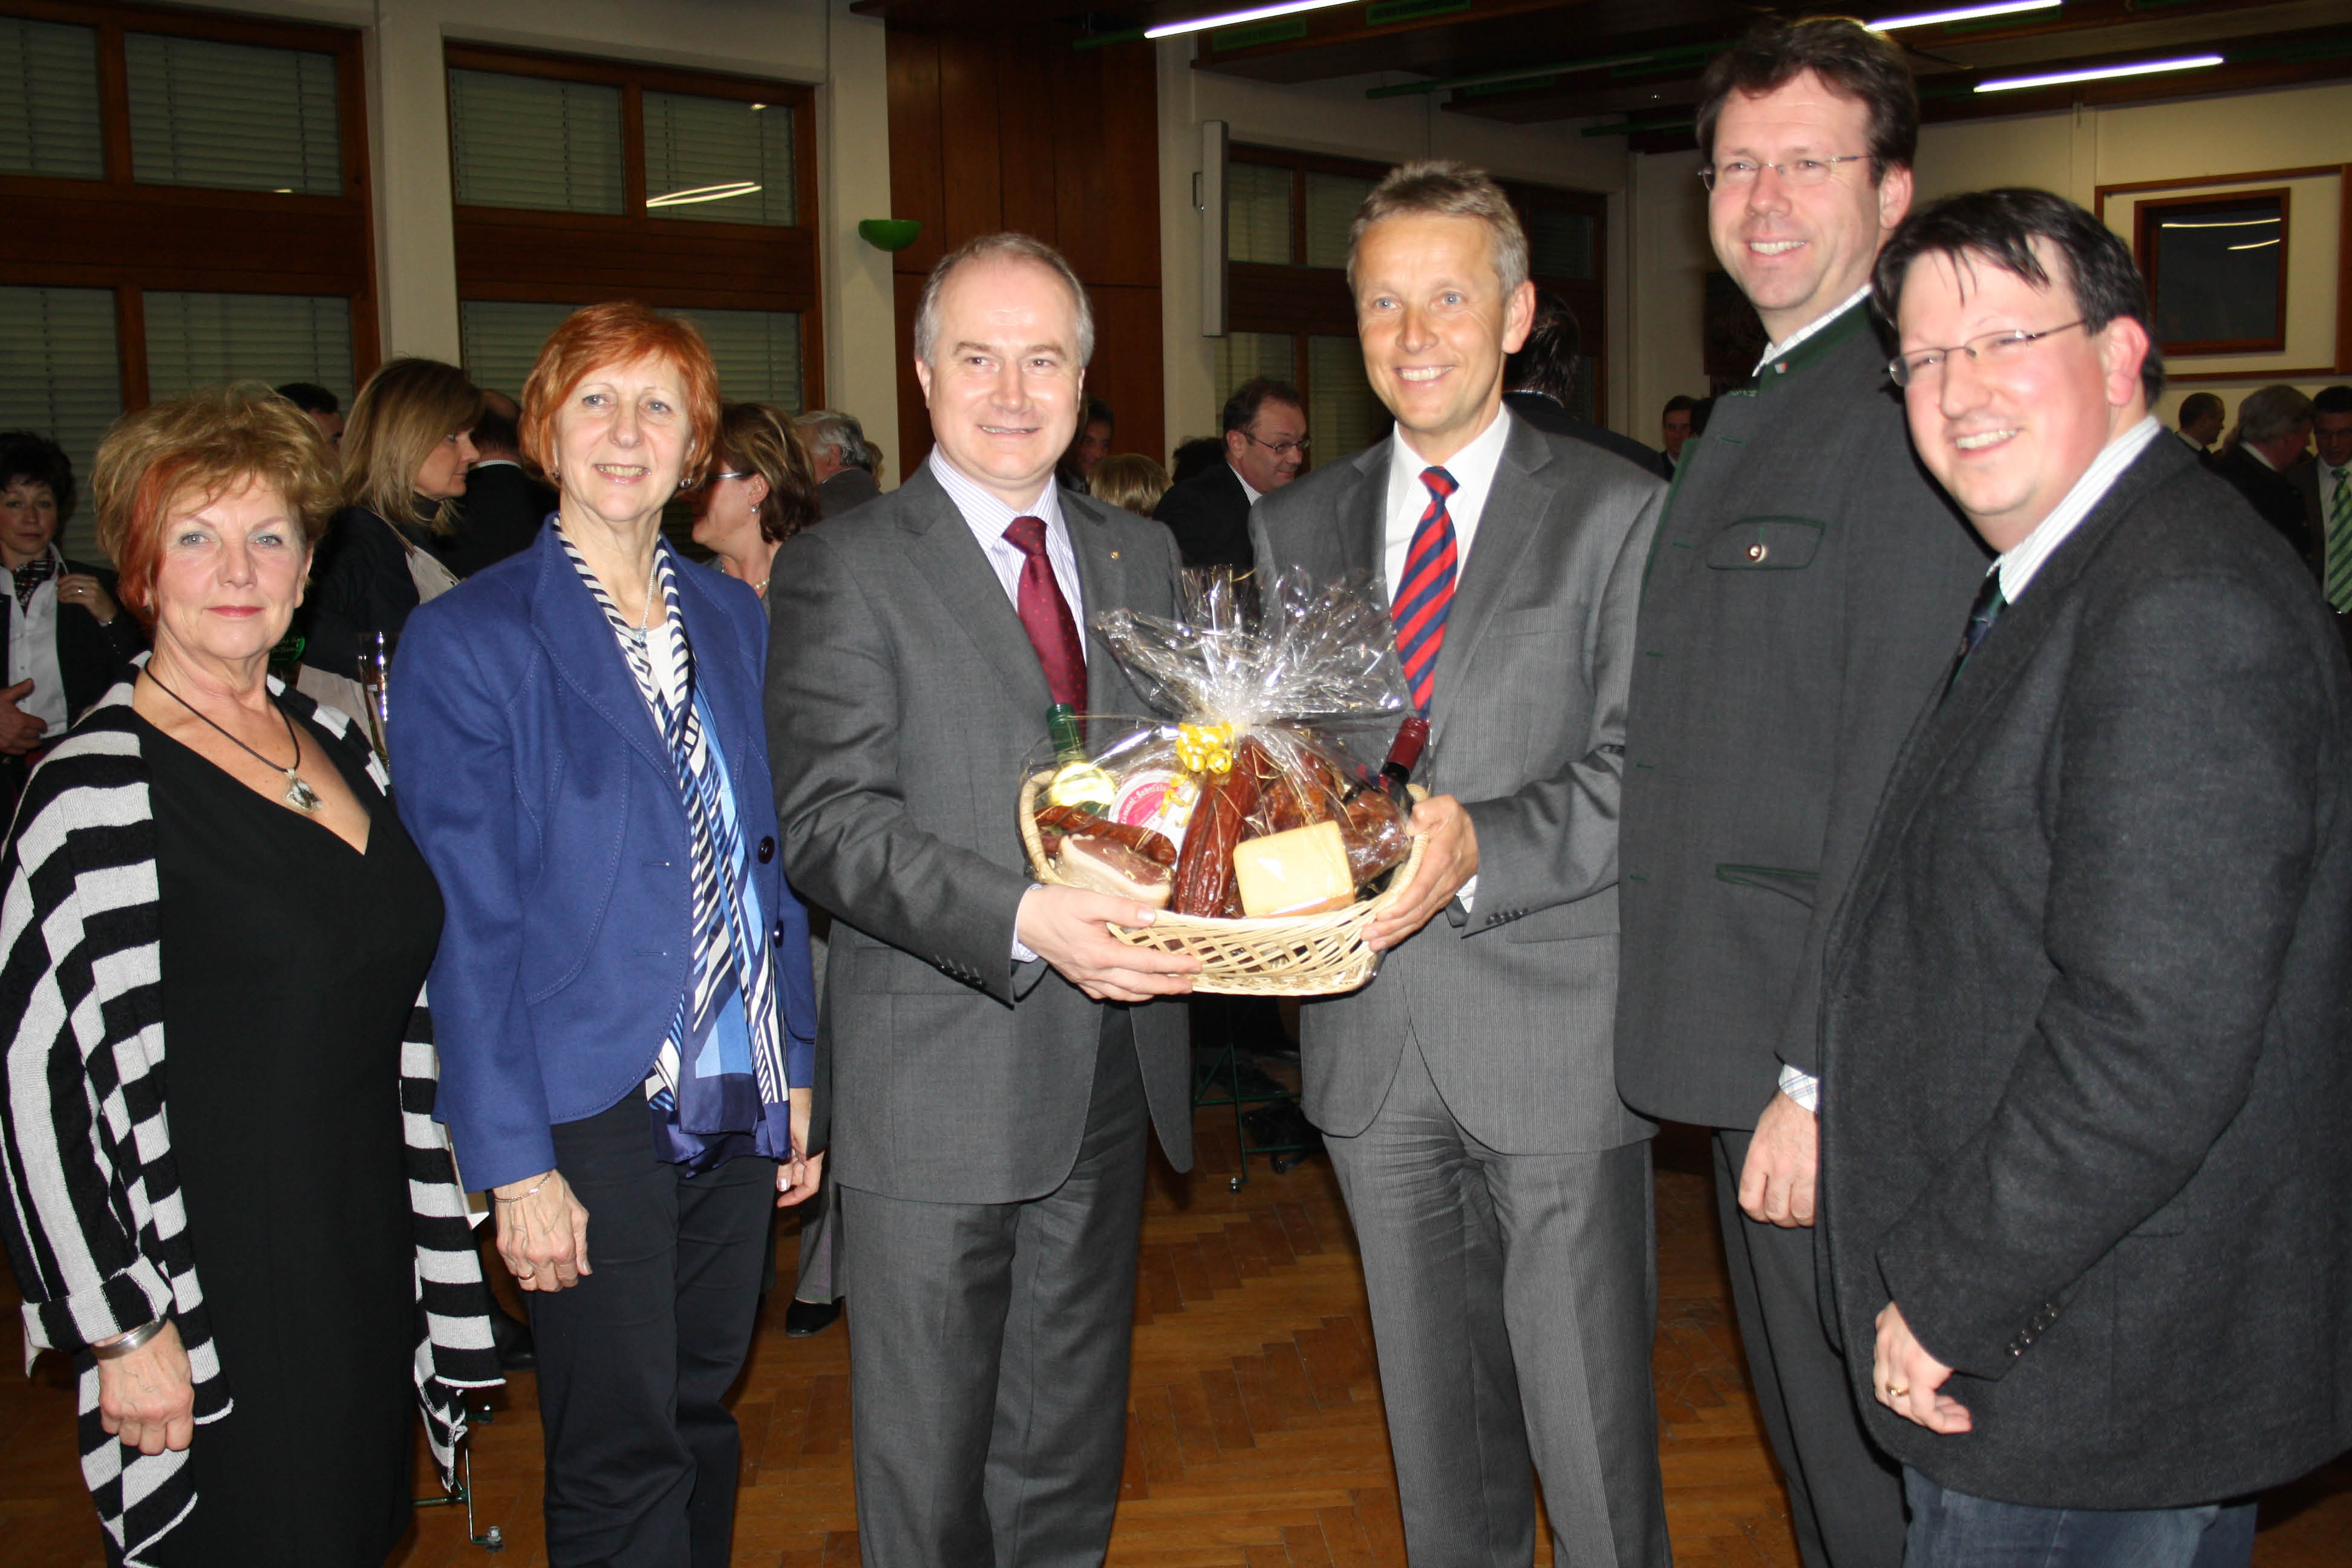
[414, 1403, 504, 1551]
[1192, 1034, 1314, 1191]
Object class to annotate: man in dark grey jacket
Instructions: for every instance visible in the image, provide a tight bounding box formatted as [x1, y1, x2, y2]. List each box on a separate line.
[1615, 22, 1985, 1567]
[1824, 186, 2352, 1567]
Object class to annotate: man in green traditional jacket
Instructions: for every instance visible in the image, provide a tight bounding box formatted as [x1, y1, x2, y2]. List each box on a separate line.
[1613, 18, 1987, 1568]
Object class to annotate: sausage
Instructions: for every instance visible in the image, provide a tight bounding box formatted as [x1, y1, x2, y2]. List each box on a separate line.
[1171, 762, 1261, 917]
[1036, 802, 1178, 866]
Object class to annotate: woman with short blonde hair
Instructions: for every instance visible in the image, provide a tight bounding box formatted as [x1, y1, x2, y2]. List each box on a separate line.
[0, 382, 498, 1566]
[1088, 452, 1171, 517]
[299, 358, 483, 693]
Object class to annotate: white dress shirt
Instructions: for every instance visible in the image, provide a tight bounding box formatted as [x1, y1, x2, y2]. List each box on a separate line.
[928, 450, 1090, 964]
[1231, 463, 1263, 507]
[929, 448, 1087, 631]
[1380, 404, 1514, 913]
[1779, 415, 2167, 1118]
[1754, 284, 1874, 376]
[7, 546, 70, 737]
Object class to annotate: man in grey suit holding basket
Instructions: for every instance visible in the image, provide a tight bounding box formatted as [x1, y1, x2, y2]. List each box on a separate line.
[766, 232, 1198, 1567]
[1252, 162, 1671, 1568]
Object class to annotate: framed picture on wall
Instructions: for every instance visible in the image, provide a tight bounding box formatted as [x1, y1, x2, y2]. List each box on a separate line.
[2135, 188, 2289, 356]
[2098, 164, 2350, 385]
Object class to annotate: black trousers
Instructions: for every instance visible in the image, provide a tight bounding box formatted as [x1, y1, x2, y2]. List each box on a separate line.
[1713, 1128, 1906, 1568]
[528, 1095, 776, 1568]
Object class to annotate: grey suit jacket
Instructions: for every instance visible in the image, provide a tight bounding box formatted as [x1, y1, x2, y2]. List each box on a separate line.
[1251, 410, 1663, 1154]
[766, 465, 1193, 1205]
[1820, 434, 2352, 1508]
[1614, 299, 1988, 1130]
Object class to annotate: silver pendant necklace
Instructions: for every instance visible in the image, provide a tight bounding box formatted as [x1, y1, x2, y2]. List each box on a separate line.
[146, 672, 323, 814]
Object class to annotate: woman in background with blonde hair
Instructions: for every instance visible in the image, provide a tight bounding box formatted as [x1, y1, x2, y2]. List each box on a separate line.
[690, 400, 822, 599]
[1089, 452, 1171, 518]
[298, 358, 483, 694]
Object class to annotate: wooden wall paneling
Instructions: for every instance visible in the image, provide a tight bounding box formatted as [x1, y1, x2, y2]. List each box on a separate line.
[993, 26, 1061, 247]
[893, 268, 928, 480]
[2339, 164, 2351, 376]
[1086, 283, 1165, 475]
[884, 28, 946, 276]
[1092, 41, 1163, 290]
[452, 216, 819, 303]
[936, 31, 1006, 258]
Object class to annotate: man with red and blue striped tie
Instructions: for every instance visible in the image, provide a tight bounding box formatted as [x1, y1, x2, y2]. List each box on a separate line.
[1252, 160, 1671, 1568]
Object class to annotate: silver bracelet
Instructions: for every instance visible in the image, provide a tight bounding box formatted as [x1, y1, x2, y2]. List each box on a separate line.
[92, 1319, 166, 1361]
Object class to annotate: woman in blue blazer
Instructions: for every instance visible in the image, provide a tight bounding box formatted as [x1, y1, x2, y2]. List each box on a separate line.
[390, 302, 818, 1566]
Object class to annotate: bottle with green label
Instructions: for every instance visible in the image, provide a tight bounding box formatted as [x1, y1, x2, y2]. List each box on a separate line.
[1044, 704, 1116, 814]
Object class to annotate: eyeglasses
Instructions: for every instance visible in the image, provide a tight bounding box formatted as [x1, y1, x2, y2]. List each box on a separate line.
[1240, 430, 1310, 458]
[1699, 155, 1869, 191]
[1888, 321, 2086, 388]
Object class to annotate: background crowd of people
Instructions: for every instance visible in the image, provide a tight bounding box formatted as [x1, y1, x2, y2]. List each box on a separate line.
[0, 13, 2347, 1568]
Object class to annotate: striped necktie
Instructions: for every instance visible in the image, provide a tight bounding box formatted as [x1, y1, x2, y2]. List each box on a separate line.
[2325, 467, 2352, 613]
[1393, 466, 1459, 714]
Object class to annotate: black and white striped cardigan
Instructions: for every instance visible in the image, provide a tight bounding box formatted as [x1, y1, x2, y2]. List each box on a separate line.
[0, 679, 501, 1566]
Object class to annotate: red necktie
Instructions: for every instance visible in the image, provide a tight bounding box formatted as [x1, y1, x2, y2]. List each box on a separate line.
[1002, 515, 1087, 714]
[1393, 467, 1459, 715]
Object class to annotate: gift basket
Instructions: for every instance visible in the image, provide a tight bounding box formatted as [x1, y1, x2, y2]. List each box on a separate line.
[1016, 570, 1429, 996]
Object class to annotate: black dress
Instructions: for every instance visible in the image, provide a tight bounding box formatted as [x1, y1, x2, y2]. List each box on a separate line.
[137, 710, 443, 1567]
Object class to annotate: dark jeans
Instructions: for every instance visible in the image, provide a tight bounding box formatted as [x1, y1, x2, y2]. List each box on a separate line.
[528, 1094, 776, 1568]
[1906, 1469, 2258, 1568]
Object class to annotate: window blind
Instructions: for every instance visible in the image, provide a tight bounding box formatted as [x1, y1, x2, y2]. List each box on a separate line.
[1214, 333, 1294, 416]
[449, 69, 624, 215]
[1226, 163, 1293, 266]
[0, 18, 102, 180]
[1303, 173, 1374, 270]
[126, 33, 340, 195]
[1308, 335, 1384, 462]
[459, 300, 578, 400]
[644, 93, 795, 227]
[684, 309, 805, 413]
[143, 292, 352, 407]
[0, 287, 122, 563]
[1528, 207, 1596, 282]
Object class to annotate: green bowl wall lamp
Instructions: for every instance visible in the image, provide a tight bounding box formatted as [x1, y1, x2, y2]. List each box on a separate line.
[858, 218, 923, 251]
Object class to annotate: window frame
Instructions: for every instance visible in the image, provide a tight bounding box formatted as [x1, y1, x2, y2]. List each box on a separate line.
[2134, 188, 2292, 357]
[444, 42, 824, 410]
[1221, 143, 1612, 456]
[0, 0, 379, 408]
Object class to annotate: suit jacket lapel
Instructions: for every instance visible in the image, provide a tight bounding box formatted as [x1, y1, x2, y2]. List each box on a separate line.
[528, 526, 671, 777]
[1341, 440, 1390, 590]
[895, 466, 1056, 721]
[1063, 491, 1133, 717]
[1428, 412, 1549, 749]
[1837, 437, 2182, 950]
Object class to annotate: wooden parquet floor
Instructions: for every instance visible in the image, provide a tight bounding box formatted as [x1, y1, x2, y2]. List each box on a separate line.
[0, 1111, 2345, 1566]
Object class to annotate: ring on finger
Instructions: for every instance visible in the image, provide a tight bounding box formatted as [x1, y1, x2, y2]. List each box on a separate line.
[1884, 1383, 1909, 1398]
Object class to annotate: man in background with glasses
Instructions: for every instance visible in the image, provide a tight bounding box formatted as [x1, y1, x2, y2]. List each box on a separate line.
[1614, 19, 1987, 1568]
[1154, 376, 1306, 569]
[1822, 184, 2352, 1568]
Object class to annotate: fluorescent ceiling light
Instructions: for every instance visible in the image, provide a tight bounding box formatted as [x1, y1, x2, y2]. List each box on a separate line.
[2161, 217, 2278, 229]
[1976, 54, 2223, 92]
[2229, 238, 2281, 250]
[648, 181, 760, 208]
[1146, 0, 1354, 40]
[1868, 1, 2058, 31]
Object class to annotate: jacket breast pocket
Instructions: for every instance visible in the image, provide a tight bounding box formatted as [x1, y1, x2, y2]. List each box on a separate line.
[1704, 516, 1823, 572]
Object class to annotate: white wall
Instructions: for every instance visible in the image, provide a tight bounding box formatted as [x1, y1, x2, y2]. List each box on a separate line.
[149, 0, 898, 468]
[1627, 81, 2352, 439]
[1157, 39, 1639, 449]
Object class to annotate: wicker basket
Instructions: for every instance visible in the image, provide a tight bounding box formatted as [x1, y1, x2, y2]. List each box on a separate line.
[1018, 770, 1426, 996]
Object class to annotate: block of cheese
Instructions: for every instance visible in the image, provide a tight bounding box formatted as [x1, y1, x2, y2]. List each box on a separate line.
[1233, 820, 1356, 918]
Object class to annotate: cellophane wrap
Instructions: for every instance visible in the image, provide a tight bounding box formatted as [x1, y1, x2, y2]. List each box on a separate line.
[1024, 569, 1418, 920]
